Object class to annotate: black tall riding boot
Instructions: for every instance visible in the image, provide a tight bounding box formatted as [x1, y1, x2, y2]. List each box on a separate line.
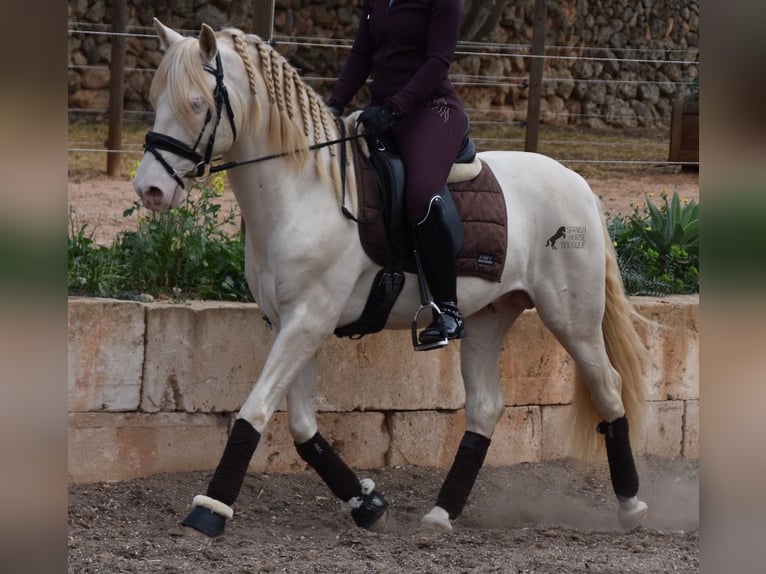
[414, 194, 466, 346]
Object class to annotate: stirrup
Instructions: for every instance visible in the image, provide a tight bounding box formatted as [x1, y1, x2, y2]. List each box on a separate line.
[411, 301, 449, 351]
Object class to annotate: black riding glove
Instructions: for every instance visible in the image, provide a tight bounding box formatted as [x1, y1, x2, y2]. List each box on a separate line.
[359, 105, 399, 136]
[327, 103, 344, 118]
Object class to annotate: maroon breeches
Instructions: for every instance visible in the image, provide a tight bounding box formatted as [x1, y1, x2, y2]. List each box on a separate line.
[390, 97, 466, 225]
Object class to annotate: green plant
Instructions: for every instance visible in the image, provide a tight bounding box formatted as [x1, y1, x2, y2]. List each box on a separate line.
[609, 189, 699, 295]
[68, 181, 253, 302]
[68, 214, 126, 297]
[687, 76, 699, 101]
[69, 182, 700, 302]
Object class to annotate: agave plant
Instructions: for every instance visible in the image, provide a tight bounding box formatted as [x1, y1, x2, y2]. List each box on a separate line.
[609, 189, 699, 295]
[632, 190, 699, 261]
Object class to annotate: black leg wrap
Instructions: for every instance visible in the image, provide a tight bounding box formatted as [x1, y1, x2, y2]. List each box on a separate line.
[597, 416, 639, 499]
[435, 431, 491, 519]
[296, 432, 362, 502]
[206, 418, 261, 506]
[181, 505, 228, 537]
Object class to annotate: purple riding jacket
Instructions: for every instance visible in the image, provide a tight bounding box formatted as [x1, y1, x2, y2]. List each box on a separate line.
[329, 0, 466, 222]
[329, 0, 464, 114]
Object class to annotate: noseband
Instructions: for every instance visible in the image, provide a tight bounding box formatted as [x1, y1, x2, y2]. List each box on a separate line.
[143, 52, 237, 188]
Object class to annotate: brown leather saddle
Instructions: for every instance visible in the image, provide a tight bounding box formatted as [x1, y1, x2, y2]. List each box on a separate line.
[334, 119, 508, 339]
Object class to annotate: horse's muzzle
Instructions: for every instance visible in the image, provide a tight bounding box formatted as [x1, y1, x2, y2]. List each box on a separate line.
[138, 186, 166, 211]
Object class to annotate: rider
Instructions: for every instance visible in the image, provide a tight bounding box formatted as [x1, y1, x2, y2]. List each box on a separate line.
[328, 0, 467, 347]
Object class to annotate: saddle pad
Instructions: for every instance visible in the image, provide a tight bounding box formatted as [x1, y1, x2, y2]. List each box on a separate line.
[449, 164, 507, 282]
[352, 143, 507, 283]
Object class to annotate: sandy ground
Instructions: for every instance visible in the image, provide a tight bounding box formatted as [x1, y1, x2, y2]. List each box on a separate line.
[68, 457, 698, 573]
[67, 171, 699, 245]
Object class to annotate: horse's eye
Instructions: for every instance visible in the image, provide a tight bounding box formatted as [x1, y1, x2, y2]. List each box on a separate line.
[191, 98, 205, 113]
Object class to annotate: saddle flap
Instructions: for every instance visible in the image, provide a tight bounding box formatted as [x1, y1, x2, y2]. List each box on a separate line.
[363, 136, 411, 257]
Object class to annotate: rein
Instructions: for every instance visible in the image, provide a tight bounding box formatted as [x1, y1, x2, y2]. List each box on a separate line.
[210, 131, 364, 174]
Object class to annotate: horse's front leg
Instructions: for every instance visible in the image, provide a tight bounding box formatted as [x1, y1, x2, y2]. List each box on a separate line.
[180, 312, 333, 537]
[287, 358, 389, 531]
[421, 302, 523, 532]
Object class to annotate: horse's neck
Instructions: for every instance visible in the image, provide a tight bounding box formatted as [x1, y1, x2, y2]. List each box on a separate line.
[224, 39, 353, 243]
[225, 119, 352, 235]
[226, 146, 343, 240]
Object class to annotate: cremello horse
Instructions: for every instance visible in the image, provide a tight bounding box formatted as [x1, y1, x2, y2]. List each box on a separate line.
[133, 19, 649, 537]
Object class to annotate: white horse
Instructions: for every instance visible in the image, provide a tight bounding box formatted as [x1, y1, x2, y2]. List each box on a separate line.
[133, 19, 649, 537]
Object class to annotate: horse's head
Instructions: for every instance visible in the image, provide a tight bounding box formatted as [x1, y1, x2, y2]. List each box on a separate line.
[133, 19, 242, 211]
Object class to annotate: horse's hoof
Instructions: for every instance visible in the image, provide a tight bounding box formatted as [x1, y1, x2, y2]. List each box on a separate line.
[350, 479, 389, 532]
[180, 496, 233, 538]
[420, 507, 452, 532]
[366, 509, 389, 533]
[180, 524, 213, 539]
[618, 497, 648, 528]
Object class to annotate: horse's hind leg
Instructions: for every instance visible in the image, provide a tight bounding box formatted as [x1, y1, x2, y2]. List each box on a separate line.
[288, 358, 388, 531]
[422, 298, 525, 531]
[536, 297, 648, 528]
[571, 347, 647, 527]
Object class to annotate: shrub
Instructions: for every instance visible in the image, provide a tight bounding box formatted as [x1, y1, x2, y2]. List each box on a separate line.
[69, 183, 699, 301]
[68, 181, 253, 302]
[609, 189, 699, 295]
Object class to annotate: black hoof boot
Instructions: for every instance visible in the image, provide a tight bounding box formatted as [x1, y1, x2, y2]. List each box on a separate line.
[182, 506, 228, 538]
[180, 495, 233, 538]
[350, 479, 389, 532]
[418, 302, 465, 346]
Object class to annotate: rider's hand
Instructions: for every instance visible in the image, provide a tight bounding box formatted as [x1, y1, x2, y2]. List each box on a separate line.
[327, 103, 344, 118]
[359, 105, 399, 136]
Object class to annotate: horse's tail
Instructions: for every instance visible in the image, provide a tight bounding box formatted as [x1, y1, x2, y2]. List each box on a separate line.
[571, 215, 648, 459]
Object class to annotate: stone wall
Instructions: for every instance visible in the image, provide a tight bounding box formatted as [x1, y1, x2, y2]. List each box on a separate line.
[68, 0, 698, 129]
[68, 296, 699, 483]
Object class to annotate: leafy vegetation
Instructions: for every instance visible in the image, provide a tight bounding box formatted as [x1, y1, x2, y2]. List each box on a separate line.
[68, 179, 252, 302]
[609, 189, 699, 295]
[68, 178, 698, 302]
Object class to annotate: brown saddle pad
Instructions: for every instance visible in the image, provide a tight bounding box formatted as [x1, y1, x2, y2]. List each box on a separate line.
[352, 142, 507, 283]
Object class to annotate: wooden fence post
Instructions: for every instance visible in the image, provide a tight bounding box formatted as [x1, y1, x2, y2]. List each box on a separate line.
[252, 0, 276, 40]
[106, 0, 127, 177]
[524, 0, 547, 153]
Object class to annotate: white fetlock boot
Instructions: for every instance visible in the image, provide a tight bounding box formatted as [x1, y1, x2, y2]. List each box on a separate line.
[420, 506, 452, 532]
[618, 496, 648, 528]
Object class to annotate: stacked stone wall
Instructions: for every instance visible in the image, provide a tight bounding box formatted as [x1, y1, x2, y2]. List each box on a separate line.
[68, 296, 699, 482]
[68, 0, 698, 128]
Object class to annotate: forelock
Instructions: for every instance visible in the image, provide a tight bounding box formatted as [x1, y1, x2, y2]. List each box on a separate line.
[150, 38, 216, 130]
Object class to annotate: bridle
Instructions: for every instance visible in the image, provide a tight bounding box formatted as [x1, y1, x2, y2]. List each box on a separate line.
[142, 47, 365, 220]
[143, 52, 237, 189]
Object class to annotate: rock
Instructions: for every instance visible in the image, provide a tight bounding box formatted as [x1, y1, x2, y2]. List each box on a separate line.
[638, 83, 661, 104]
[631, 100, 657, 127]
[80, 67, 111, 90]
[69, 89, 110, 111]
[542, 96, 568, 126]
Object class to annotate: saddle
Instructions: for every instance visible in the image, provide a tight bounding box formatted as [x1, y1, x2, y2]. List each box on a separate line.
[334, 116, 508, 339]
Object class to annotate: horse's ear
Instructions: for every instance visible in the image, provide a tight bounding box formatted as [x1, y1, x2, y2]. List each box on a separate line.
[153, 18, 184, 50]
[199, 23, 218, 63]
